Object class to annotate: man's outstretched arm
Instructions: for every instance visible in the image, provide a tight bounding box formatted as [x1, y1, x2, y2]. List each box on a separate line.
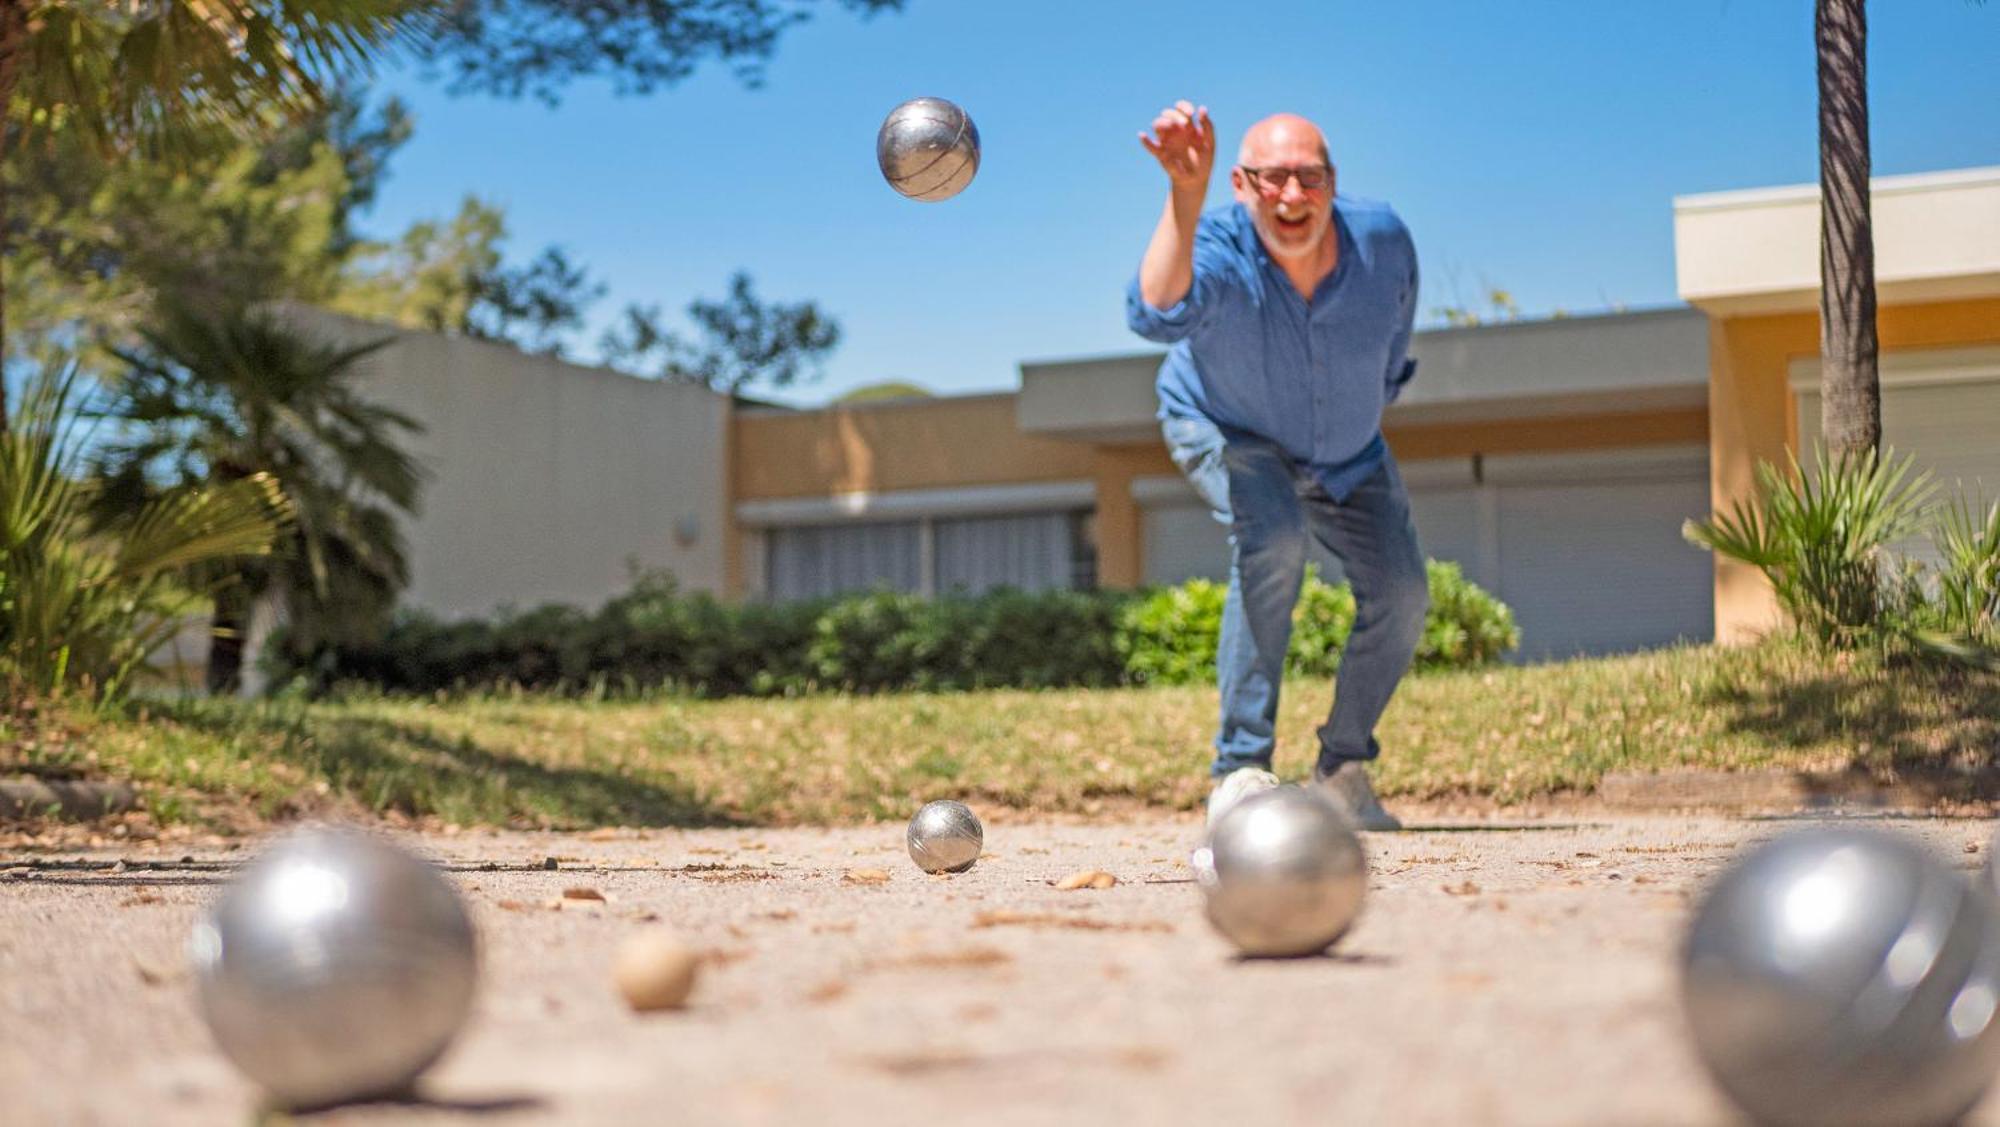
[1136, 101, 1215, 311]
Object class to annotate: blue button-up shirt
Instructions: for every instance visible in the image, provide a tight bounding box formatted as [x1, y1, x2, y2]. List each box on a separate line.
[1126, 197, 1418, 501]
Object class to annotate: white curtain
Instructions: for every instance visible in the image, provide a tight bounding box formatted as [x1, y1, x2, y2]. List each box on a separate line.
[767, 521, 923, 599]
[934, 512, 1073, 594]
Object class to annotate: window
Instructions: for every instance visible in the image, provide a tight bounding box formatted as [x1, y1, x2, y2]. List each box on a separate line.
[766, 521, 922, 599]
[763, 509, 1094, 600]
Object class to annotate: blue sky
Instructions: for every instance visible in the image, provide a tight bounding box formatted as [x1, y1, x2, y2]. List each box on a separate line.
[362, 1, 2000, 406]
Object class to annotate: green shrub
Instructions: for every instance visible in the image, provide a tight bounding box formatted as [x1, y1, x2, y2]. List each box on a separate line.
[1114, 560, 1516, 686]
[284, 560, 1517, 698]
[805, 588, 1131, 693]
[1418, 559, 1521, 669]
[1115, 577, 1227, 686]
[807, 590, 956, 692]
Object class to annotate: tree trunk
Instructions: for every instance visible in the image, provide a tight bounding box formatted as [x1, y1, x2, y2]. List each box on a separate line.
[206, 584, 251, 695]
[1815, 0, 1881, 459]
[0, 0, 31, 437]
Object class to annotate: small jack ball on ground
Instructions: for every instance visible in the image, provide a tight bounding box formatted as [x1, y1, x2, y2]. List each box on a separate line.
[614, 930, 700, 1012]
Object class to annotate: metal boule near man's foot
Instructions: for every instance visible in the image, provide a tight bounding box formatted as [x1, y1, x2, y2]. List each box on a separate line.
[1200, 786, 1367, 958]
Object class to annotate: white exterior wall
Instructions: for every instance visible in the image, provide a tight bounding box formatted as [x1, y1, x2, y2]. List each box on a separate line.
[300, 310, 731, 619]
[1675, 166, 2000, 314]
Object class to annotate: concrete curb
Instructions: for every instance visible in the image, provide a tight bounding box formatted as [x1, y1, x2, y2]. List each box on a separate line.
[0, 779, 140, 821]
[1597, 768, 2000, 813]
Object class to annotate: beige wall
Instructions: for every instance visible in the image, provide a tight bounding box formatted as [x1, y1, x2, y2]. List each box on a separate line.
[735, 378, 1708, 593]
[304, 311, 731, 618]
[1386, 407, 1709, 462]
[734, 395, 1098, 500]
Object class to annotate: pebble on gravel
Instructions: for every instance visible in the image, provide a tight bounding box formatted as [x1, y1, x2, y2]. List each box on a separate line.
[1054, 870, 1118, 891]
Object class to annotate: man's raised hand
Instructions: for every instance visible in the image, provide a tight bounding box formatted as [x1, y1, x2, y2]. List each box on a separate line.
[1140, 101, 1215, 192]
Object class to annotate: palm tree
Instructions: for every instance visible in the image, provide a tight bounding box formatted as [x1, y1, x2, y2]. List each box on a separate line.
[1, 367, 290, 698]
[102, 303, 424, 693]
[0, 1, 438, 432]
[1815, 0, 1881, 458]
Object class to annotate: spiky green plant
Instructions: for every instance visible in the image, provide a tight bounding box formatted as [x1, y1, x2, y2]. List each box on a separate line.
[0, 367, 290, 699]
[1683, 446, 1936, 647]
[1932, 495, 2000, 644]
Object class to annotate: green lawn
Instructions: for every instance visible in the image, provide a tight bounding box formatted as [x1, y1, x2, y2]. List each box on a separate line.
[7, 641, 1997, 830]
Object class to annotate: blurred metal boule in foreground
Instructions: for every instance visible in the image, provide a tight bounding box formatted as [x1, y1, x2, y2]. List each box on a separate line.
[1199, 787, 1367, 957]
[907, 799, 983, 873]
[877, 96, 980, 202]
[1682, 827, 2000, 1127]
[190, 826, 478, 1109]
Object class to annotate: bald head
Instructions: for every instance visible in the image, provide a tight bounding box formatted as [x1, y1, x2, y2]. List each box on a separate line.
[1238, 113, 1331, 168]
[1228, 112, 1338, 269]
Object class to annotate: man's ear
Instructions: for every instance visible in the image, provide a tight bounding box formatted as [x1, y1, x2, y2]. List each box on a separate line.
[1228, 165, 1251, 202]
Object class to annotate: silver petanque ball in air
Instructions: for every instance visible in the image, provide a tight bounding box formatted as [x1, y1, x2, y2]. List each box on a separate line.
[1681, 828, 2000, 1127]
[189, 827, 479, 1110]
[1199, 787, 1367, 958]
[876, 96, 980, 202]
[907, 799, 983, 873]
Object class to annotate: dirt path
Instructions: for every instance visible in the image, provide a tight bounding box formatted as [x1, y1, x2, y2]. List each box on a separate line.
[5, 811, 1998, 1125]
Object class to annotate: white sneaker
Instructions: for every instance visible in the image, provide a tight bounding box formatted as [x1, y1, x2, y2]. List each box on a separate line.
[1206, 767, 1281, 829]
[1314, 761, 1403, 832]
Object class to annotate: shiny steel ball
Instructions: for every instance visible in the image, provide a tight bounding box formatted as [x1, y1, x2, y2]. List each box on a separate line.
[1682, 828, 2000, 1127]
[907, 799, 983, 873]
[1199, 787, 1368, 957]
[876, 97, 980, 202]
[190, 827, 479, 1109]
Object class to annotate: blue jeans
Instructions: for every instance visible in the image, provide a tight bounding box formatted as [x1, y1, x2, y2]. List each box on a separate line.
[1163, 416, 1430, 779]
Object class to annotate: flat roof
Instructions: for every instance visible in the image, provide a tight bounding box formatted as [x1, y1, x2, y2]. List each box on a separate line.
[1017, 306, 1709, 443]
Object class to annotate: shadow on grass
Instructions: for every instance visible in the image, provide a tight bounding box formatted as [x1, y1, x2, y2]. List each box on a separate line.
[1701, 658, 2000, 803]
[154, 701, 745, 830]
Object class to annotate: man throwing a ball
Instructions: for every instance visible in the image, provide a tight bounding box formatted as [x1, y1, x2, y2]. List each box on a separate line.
[1126, 102, 1425, 831]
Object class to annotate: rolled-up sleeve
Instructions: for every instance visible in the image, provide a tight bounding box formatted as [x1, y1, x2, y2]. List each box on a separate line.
[1125, 229, 1232, 344]
[1383, 239, 1419, 403]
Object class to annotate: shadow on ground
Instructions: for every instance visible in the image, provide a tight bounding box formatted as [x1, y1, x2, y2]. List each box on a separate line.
[155, 701, 746, 830]
[1702, 657, 2000, 803]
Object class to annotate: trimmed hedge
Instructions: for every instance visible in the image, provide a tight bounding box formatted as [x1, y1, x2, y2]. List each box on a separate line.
[276, 562, 1518, 697]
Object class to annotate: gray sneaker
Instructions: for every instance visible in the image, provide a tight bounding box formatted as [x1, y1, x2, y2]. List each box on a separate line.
[1314, 761, 1403, 832]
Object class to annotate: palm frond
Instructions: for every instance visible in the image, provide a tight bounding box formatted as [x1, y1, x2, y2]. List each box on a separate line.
[16, 2, 442, 157]
[108, 472, 292, 581]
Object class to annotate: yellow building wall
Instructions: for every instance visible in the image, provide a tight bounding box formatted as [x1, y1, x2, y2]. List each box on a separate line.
[734, 396, 1097, 500]
[729, 396, 1103, 596]
[1707, 295, 2000, 642]
[1093, 444, 1178, 587]
[731, 392, 1717, 594]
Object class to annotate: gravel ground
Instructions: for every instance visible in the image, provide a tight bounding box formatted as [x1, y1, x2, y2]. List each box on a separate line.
[5, 809, 1999, 1126]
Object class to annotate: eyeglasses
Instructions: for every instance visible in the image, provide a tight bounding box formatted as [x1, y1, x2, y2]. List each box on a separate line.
[1238, 165, 1333, 193]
